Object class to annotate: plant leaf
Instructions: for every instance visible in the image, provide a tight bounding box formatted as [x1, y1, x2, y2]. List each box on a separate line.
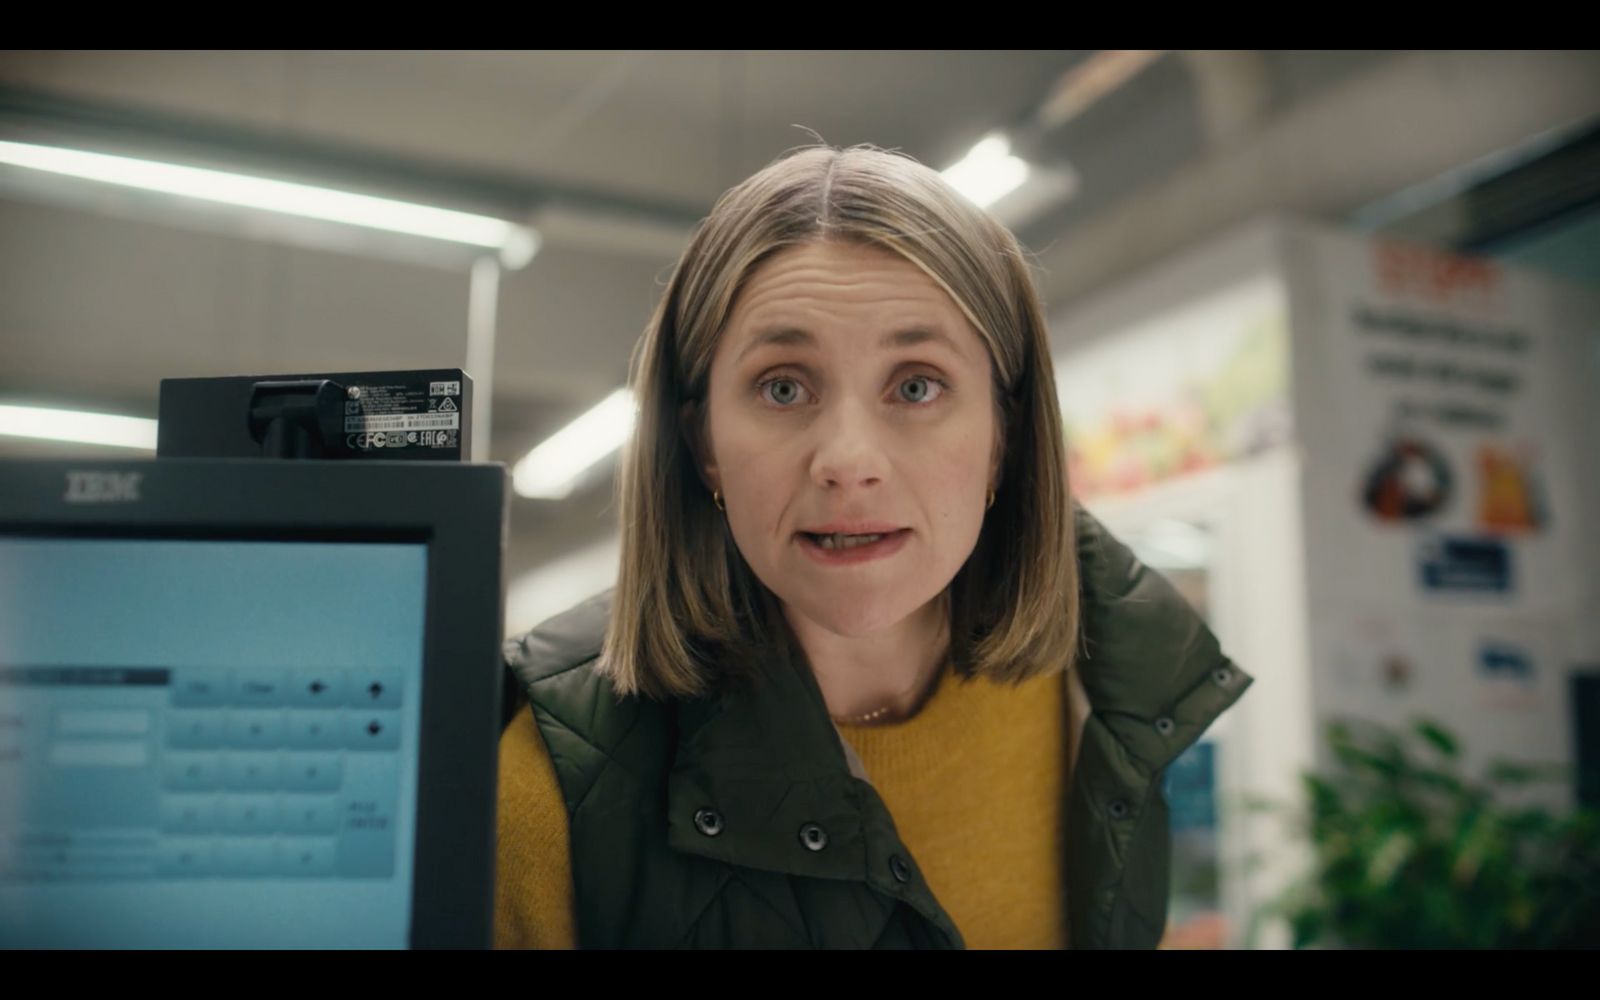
[1412, 717, 1459, 759]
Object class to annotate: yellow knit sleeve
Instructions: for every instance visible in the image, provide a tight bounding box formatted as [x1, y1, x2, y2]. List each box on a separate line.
[493, 707, 579, 949]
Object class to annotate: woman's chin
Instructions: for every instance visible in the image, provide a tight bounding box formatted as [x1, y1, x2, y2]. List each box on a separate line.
[783, 596, 918, 639]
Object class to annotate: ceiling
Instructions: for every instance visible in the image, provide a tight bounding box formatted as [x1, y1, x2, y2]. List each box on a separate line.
[2, 50, 1596, 583]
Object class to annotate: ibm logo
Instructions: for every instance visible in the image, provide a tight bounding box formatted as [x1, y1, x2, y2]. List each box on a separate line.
[64, 471, 143, 504]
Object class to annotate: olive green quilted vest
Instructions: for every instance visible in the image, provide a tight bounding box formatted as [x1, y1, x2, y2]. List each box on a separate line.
[503, 506, 1252, 948]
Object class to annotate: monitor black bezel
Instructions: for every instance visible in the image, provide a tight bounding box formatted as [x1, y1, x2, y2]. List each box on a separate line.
[0, 457, 508, 949]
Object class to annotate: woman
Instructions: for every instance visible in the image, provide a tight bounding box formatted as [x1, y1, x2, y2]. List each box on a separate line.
[496, 144, 1252, 949]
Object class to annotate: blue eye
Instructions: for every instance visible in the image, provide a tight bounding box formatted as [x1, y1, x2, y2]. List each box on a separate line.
[897, 376, 944, 404]
[759, 378, 807, 406]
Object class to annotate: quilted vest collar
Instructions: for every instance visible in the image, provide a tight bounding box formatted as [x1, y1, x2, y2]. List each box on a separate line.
[664, 639, 876, 881]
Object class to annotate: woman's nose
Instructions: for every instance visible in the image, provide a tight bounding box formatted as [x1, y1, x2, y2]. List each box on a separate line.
[807, 397, 887, 491]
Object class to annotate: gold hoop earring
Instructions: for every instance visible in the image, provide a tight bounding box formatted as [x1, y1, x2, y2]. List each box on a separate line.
[713, 489, 725, 512]
[985, 489, 996, 511]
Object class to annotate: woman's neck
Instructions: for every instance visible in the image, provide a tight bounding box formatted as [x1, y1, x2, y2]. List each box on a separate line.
[784, 596, 951, 725]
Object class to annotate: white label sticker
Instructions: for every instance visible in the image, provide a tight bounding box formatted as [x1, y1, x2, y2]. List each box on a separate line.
[429, 381, 461, 396]
[344, 413, 461, 432]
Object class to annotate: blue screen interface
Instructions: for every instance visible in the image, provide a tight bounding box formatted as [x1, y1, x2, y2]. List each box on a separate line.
[0, 536, 428, 948]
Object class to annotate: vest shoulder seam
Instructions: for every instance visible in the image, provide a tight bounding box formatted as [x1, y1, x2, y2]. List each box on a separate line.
[524, 650, 603, 686]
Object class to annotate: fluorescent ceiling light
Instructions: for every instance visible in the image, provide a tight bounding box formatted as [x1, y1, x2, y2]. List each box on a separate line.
[0, 140, 538, 265]
[513, 388, 636, 500]
[941, 134, 1032, 209]
[0, 404, 158, 451]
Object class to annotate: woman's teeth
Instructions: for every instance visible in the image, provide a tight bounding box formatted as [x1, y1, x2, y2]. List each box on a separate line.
[815, 532, 886, 550]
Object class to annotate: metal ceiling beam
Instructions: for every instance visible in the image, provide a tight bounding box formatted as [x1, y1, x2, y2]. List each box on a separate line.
[1030, 50, 1600, 322]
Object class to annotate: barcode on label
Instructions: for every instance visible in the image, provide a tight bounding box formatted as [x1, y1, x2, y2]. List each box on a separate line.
[344, 414, 461, 432]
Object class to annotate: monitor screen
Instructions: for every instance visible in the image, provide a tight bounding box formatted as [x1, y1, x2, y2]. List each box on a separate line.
[0, 534, 429, 949]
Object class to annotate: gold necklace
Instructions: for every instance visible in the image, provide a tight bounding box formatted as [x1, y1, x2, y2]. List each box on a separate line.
[831, 703, 896, 725]
[829, 661, 946, 726]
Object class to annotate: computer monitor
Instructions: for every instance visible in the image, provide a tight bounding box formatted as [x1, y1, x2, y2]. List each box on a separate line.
[0, 458, 507, 949]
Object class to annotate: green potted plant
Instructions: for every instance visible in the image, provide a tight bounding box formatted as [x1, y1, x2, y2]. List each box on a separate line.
[1252, 716, 1600, 948]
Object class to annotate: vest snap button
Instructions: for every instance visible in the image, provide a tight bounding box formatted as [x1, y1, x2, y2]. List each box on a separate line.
[693, 808, 724, 837]
[1211, 666, 1233, 686]
[889, 854, 912, 883]
[1108, 799, 1131, 821]
[1155, 716, 1175, 737]
[799, 822, 828, 852]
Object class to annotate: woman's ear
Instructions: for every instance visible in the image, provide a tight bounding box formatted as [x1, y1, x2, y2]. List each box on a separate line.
[680, 399, 720, 494]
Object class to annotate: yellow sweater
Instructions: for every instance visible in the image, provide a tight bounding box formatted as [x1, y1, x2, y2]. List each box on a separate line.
[494, 661, 1068, 949]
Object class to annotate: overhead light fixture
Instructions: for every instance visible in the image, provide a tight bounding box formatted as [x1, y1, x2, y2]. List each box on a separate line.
[0, 140, 539, 268]
[512, 388, 636, 500]
[941, 133, 1032, 210]
[0, 404, 158, 451]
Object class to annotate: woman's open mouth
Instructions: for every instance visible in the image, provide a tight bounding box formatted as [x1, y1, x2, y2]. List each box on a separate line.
[797, 528, 912, 565]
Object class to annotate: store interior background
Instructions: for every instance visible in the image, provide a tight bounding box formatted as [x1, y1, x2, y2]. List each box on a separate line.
[2, 51, 1597, 949]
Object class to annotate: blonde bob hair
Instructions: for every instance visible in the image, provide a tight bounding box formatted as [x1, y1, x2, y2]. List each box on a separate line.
[599, 144, 1079, 700]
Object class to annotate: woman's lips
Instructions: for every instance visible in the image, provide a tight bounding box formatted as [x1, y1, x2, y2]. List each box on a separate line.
[801, 521, 903, 536]
[796, 528, 912, 566]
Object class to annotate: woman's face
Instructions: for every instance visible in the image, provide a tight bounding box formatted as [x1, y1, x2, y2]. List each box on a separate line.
[698, 240, 1002, 638]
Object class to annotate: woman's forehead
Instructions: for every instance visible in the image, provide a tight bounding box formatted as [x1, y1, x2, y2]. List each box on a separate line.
[736, 242, 951, 310]
[722, 242, 984, 359]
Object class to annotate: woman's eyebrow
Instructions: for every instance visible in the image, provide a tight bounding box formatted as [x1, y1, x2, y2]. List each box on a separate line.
[881, 326, 964, 357]
[738, 326, 814, 362]
[737, 325, 967, 362]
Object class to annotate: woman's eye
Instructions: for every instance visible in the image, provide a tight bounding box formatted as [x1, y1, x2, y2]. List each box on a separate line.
[896, 376, 944, 404]
[759, 378, 808, 406]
